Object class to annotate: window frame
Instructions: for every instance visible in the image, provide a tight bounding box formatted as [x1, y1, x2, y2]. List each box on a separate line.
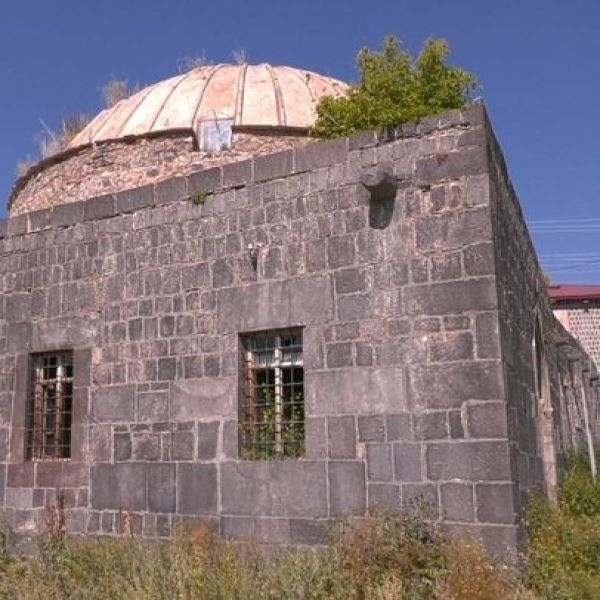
[240, 328, 305, 460]
[26, 351, 74, 461]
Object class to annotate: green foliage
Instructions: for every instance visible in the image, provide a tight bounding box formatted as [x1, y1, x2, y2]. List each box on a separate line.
[560, 450, 600, 517]
[189, 190, 208, 205]
[240, 388, 304, 460]
[526, 448, 600, 599]
[313, 36, 477, 139]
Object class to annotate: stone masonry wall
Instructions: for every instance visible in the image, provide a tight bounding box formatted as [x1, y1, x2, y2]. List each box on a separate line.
[486, 116, 600, 513]
[0, 104, 593, 555]
[10, 131, 308, 217]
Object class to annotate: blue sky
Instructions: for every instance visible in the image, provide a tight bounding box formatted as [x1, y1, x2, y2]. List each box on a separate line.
[1, 0, 599, 282]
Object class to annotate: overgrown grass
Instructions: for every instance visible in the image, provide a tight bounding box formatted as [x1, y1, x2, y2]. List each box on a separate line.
[0, 513, 529, 600]
[1, 450, 599, 599]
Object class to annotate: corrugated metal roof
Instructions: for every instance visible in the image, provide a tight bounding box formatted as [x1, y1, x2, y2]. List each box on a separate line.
[70, 64, 349, 148]
[548, 284, 600, 301]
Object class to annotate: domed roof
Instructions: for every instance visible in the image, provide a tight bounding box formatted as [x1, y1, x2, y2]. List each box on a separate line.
[70, 63, 348, 148]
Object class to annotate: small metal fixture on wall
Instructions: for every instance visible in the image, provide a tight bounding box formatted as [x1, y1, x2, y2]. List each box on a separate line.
[247, 243, 261, 270]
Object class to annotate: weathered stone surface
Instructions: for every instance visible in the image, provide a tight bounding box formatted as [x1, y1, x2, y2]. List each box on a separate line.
[254, 150, 293, 182]
[116, 185, 154, 213]
[171, 431, 194, 460]
[137, 391, 169, 422]
[91, 385, 135, 422]
[415, 209, 491, 252]
[307, 368, 407, 415]
[177, 464, 217, 515]
[357, 415, 386, 442]
[147, 464, 176, 513]
[367, 483, 400, 512]
[409, 362, 504, 409]
[415, 147, 487, 183]
[328, 461, 366, 516]
[155, 176, 187, 205]
[326, 342, 353, 368]
[295, 138, 347, 172]
[393, 443, 423, 482]
[327, 416, 356, 459]
[304, 417, 327, 459]
[464, 243, 495, 276]
[441, 483, 474, 522]
[414, 411, 447, 440]
[426, 441, 511, 481]
[52, 201, 85, 227]
[476, 483, 516, 524]
[386, 413, 412, 441]
[404, 279, 497, 315]
[367, 443, 394, 481]
[84, 195, 116, 221]
[222, 159, 252, 187]
[402, 483, 439, 514]
[114, 433, 132, 461]
[189, 167, 221, 195]
[90, 464, 147, 510]
[221, 462, 327, 517]
[32, 317, 101, 350]
[475, 312, 501, 359]
[216, 276, 334, 333]
[170, 378, 235, 420]
[467, 402, 508, 438]
[289, 518, 331, 544]
[197, 421, 220, 460]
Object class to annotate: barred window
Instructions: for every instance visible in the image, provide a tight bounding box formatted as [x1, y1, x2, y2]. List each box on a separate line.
[241, 329, 304, 459]
[27, 352, 73, 460]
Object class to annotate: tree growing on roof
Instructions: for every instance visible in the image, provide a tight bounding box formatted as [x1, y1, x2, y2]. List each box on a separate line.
[313, 36, 477, 138]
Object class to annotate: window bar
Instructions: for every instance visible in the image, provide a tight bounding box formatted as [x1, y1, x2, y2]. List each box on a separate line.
[244, 350, 258, 452]
[32, 365, 44, 460]
[54, 363, 65, 459]
[274, 337, 283, 456]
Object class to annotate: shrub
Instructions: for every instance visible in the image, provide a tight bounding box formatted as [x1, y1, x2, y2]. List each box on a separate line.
[526, 449, 600, 599]
[313, 36, 477, 139]
[560, 448, 600, 517]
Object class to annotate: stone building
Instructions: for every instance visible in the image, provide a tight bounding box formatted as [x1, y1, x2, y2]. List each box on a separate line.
[1, 63, 598, 555]
[551, 284, 600, 370]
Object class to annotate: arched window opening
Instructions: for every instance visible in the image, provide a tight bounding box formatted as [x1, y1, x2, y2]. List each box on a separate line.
[532, 312, 558, 501]
[532, 315, 545, 417]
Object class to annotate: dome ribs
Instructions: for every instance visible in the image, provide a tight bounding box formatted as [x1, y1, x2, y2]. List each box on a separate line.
[147, 73, 191, 133]
[191, 64, 226, 131]
[266, 64, 287, 128]
[65, 64, 349, 148]
[233, 63, 249, 126]
[92, 83, 157, 142]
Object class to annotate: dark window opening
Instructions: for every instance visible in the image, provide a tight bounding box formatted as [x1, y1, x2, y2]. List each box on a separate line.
[241, 329, 304, 460]
[26, 352, 73, 460]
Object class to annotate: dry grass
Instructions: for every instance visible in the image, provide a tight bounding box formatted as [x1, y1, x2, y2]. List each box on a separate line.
[178, 53, 212, 73]
[36, 113, 89, 159]
[15, 157, 36, 178]
[100, 77, 141, 109]
[0, 512, 538, 600]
